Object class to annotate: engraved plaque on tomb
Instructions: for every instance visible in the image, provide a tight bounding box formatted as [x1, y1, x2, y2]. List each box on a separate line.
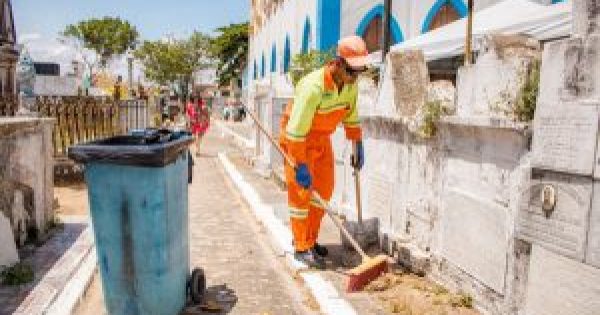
[531, 104, 599, 176]
[517, 171, 592, 261]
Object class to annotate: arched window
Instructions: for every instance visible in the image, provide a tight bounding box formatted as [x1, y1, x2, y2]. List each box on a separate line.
[302, 17, 312, 53]
[422, 0, 467, 33]
[356, 5, 404, 53]
[261, 53, 265, 78]
[429, 3, 460, 31]
[271, 44, 277, 72]
[363, 15, 383, 53]
[253, 60, 258, 79]
[283, 35, 291, 73]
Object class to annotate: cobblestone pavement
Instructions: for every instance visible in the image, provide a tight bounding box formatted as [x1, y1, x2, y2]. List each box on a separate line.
[75, 128, 316, 315]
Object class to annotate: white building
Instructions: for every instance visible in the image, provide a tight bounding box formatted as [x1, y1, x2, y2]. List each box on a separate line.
[247, 0, 565, 98]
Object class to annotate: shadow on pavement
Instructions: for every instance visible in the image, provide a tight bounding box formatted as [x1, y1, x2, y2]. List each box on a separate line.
[182, 284, 238, 315]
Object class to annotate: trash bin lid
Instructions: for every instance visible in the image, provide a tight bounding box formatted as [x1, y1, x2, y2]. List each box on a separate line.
[68, 130, 193, 167]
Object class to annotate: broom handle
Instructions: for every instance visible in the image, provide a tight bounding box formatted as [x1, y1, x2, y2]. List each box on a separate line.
[244, 105, 370, 260]
[352, 144, 363, 225]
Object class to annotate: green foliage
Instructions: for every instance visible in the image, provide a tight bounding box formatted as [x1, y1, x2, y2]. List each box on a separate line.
[63, 17, 139, 67]
[514, 60, 540, 122]
[419, 100, 448, 139]
[209, 23, 249, 86]
[289, 49, 335, 87]
[450, 293, 474, 309]
[1, 263, 34, 285]
[134, 31, 212, 90]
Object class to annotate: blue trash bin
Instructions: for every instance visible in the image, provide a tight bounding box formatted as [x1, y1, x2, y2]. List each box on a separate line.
[69, 130, 200, 315]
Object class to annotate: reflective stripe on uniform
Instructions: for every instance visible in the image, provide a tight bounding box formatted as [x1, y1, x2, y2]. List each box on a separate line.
[289, 207, 309, 219]
[285, 131, 307, 142]
[310, 197, 324, 209]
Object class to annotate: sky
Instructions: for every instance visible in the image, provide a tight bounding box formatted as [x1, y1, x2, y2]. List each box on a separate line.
[14, 0, 250, 41]
[14, 0, 249, 80]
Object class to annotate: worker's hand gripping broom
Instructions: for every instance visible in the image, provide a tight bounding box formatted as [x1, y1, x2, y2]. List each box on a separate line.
[243, 105, 388, 292]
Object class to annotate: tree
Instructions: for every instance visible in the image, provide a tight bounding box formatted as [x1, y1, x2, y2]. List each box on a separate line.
[62, 17, 139, 69]
[134, 31, 212, 99]
[289, 49, 335, 87]
[210, 23, 249, 86]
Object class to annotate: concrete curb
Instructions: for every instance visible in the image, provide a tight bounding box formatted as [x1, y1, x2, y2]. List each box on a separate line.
[13, 222, 97, 315]
[46, 249, 97, 315]
[215, 120, 255, 149]
[218, 152, 358, 315]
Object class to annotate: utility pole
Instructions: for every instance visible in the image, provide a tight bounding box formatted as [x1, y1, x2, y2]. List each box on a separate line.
[465, 0, 474, 65]
[382, 0, 392, 63]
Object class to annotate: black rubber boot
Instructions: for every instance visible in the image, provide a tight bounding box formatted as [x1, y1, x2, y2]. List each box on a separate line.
[294, 250, 326, 270]
[313, 243, 329, 257]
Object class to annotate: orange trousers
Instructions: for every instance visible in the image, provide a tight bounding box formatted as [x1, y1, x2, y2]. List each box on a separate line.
[283, 136, 334, 252]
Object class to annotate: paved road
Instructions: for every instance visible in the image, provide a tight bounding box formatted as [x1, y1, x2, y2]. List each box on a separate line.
[74, 128, 314, 315]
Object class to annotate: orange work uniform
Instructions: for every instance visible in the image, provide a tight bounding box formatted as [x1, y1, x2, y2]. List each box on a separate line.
[279, 66, 362, 252]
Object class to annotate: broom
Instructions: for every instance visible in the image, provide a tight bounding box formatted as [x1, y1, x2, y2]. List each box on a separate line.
[243, 105, 388, 292]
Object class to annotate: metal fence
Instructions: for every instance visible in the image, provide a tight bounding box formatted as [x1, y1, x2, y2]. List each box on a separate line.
[0, 96, 149, 158]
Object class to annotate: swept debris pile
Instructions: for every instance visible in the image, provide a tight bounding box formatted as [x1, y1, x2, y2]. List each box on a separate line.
[364, 270, 480, 315]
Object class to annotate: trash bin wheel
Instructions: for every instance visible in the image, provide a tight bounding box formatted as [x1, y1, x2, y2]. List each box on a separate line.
[189, 268, 206, 304]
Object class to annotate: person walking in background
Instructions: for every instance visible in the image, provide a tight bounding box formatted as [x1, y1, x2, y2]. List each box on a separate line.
[186, 98, 210, 156]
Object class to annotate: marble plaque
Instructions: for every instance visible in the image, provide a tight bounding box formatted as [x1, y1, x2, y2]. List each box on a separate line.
[441, 190, 508, 293]
[532, 105, 599, 176]
[586, 181, 600, 268]
[517, 171, 592, 261]
[525, 245, 600, 315]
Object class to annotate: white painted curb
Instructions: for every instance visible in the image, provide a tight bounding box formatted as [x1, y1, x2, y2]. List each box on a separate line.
[46, 249, 97, 315]
[215, 120, 255, 149]
[13, 225, 97, 315]
[218, 152, 358, 315]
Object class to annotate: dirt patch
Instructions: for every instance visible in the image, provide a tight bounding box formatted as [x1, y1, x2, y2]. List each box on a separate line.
[54, 183, 89, 216]
[364, 270, 480, 315]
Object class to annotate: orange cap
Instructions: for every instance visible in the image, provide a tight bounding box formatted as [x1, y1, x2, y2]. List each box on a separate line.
[337, 35, 370, 69]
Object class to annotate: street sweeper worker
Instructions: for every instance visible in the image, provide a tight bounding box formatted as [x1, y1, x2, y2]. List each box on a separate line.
[280, 35, 369, 269]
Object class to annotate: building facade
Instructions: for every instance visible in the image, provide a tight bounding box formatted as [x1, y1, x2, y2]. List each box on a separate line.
[247, 0, 562, 98]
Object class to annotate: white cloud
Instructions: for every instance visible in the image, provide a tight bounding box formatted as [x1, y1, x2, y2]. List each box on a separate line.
[18, 33, 42, 43]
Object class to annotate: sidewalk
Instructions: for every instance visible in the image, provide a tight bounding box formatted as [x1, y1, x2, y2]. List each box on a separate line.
[74, 128, 316, 315]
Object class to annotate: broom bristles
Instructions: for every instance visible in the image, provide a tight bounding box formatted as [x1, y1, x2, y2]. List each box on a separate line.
[346, 255, 389, 292]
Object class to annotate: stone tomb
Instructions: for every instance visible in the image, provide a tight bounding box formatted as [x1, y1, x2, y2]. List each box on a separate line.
[388, 50, 428, 118]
